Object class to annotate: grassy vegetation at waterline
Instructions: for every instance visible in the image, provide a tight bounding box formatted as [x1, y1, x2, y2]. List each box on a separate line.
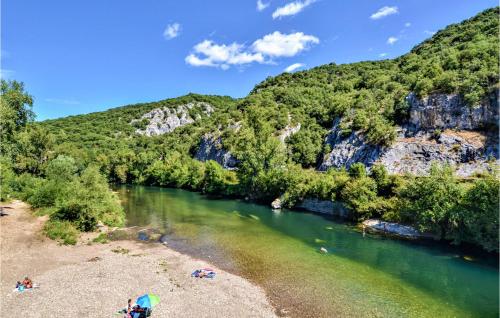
[0, 8, 498, 251]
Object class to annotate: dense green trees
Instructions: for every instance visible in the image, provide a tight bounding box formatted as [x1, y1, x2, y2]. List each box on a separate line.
[0, 80, 34, 153]
[399, 165, 464, 238]
[456, 174, 499, 251]
[398, 165, 499, 252]
[0, 80, 124, 244]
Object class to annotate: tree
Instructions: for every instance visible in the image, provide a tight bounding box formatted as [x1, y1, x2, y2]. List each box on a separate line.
[203, 160, 226, 194]
[0, 80, 34, 154]
[341, 176, 379, 220]
[45, 155, 77, 182]
[349, 163, 367, 178]
[14, 126, 54, 175]
[399, 165, 463, 238]
[452, 173, 499, 252]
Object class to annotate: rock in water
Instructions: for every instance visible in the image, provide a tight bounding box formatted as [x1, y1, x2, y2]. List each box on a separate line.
[271, 198, 282, 209]
[362, 219, 422, 239]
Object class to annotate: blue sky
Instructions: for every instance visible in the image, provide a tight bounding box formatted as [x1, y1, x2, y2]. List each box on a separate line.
[1, 0, 497, 120]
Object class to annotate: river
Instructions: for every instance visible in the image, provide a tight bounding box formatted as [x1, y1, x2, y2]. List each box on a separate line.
[117, 185, 499, 318]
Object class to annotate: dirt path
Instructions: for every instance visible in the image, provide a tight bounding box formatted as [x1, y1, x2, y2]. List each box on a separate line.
[0, 201, 276, 317]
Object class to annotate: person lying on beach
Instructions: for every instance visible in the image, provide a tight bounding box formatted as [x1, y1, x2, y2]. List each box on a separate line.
[22, 277, 33, 289]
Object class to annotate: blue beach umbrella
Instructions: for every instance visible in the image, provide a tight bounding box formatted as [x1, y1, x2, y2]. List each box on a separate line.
[136, 294, 160, 308]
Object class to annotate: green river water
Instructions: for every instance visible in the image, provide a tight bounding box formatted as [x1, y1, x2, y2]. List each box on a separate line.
[117, 185, 499, 318]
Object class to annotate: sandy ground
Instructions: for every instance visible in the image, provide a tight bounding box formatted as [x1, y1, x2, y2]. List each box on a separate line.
[0, 201, 277, 318]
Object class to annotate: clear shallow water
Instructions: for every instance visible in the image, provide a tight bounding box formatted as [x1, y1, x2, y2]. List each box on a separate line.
[118, 185, 499, 318]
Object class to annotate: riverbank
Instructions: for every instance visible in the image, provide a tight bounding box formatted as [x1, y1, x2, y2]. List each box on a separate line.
[0, 200, 276, 317]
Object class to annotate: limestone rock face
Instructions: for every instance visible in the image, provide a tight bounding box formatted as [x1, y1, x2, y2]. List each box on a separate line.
[378, 130, 496, 176]
[194, 134, 238, 170]
[318, 118, 382, 171]
[278, 123, 301, 143]
[131, 102, 214, 136]
[295, 198, 348, 217]
[407, 91, 498, 131]
[319, 91, 499, 177]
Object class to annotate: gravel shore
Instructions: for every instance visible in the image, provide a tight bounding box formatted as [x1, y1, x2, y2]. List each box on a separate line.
[0, 201, 276, 317]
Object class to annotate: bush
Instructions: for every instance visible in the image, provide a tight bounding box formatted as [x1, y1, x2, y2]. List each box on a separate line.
[75, 166, 124, 227]
[26, 179, 62, 208]
[398, 165, 463, 238]
[8, 173, 39, 201]
[52, 200, 97, 231]
[341, 176, 379, 220]
[44, 220, 79, 245]
[0, 158, 16, 201]
[452, 173, 499, 252]
[45, 165, 124, 231]
[45, 155, 77, 182]
[349, 163, 367, 178]
[370, 164, 393, 196]
[92, 233, 109, 244]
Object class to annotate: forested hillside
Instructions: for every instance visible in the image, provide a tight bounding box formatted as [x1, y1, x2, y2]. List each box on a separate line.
[41, 7, 499, 170]
[1, 8, 498, 251]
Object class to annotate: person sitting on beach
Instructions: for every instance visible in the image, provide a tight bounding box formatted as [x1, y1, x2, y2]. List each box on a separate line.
[22, 277, 33, 289]
[122, 299, 133, 318]
[131, 304, 147, 318]
[198, 270, 207, 278]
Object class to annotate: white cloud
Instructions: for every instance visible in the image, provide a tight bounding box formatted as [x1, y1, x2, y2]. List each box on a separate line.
[272, 0, 316, 19]
[252, 31, 319, 57]
[424, 30, 436, 36]
[185, 40, 264, 69]
[163, 23, 181, 40]
[387, 36, 398, 45]
[284, 63, 305, 72]
[186, 31, 319, 69]
[370, 6, 398, 20]
[257, 0, 270, 11]
[379, 53, 388, 58]
[405, 22, 411, 27]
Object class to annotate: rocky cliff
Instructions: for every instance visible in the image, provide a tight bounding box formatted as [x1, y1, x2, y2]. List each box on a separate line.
[407, 91, 498, 131]
[194, 134, 238, 170]
[131, 102, 214, 136]
[319, 91, 499, 177]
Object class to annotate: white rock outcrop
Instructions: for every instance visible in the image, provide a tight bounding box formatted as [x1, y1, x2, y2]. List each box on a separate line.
[278, 123, 301, 143]
[131, 102, 214, 136]
[271, 198, 283, 209]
